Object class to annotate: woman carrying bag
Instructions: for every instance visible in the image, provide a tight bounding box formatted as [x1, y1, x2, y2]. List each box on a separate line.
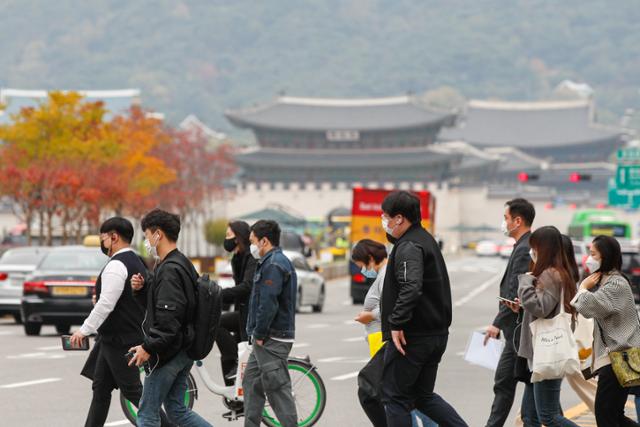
[503, 226, 579, 427]
[571, 235, 640, 427]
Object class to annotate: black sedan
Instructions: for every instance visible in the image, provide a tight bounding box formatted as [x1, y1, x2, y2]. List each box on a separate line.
[21, 245, 107, 336]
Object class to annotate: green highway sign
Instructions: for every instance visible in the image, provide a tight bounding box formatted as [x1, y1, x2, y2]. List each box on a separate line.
[616, 165, 640, 190]
[617, 148, 640, 163]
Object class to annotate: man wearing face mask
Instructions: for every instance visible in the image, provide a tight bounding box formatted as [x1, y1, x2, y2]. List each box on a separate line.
[128, 209, 211, 427]
[379, 191, 467, 427]
[70, 217, 149, 427]
[484, 198, 535, 427]
[243, 220, 298, 427]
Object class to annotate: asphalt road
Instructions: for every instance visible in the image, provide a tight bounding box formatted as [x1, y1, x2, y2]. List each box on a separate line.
[0, 255, 588, 427]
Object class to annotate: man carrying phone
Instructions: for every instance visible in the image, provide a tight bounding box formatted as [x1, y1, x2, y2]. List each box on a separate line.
[70, 217, 149, 427]
[484, 198, 534, 427]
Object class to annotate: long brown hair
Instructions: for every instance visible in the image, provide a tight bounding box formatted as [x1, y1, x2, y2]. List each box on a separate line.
[529, 226, 577, 314]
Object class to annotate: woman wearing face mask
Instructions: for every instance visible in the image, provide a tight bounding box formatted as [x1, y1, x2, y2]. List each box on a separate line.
[351, 239, 437, 427]
[507, 226, 579, 427]
[215, 221, 257, 386]
[571, 235, 640, 427]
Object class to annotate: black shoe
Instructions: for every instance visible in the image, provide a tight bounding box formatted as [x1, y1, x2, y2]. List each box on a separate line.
[224, 364, 238, 381]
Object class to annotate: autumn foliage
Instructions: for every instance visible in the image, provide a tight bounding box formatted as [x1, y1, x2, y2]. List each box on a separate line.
[0, 92, 236, 245]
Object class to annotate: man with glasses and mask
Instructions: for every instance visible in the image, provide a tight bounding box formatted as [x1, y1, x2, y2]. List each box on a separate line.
[70, 217, 150, 427]
[380, 191, 467, 427]
[243, 219, 298, 427]
[484, 198, 535, 427]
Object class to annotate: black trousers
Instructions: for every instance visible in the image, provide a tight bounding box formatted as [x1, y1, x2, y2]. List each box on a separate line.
[381, 334, 467, 427]
[595, 364, 640, 427]
[485, 328, 518, 427]
[85, 340, 143, 427]
[216, 311, 241, 385]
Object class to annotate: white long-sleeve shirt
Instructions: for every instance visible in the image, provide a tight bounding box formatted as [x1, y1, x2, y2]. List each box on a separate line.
[79, 248, 131, 336]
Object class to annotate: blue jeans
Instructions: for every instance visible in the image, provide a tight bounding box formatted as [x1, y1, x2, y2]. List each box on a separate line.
[521, 379, 578, 427]
[412, 410, 438, 427]
[137, 351, 212, 427]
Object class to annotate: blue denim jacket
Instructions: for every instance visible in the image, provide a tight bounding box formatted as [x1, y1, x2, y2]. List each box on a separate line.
[246, 248, 297, 341]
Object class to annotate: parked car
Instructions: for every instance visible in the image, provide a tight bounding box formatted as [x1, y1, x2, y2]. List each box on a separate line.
[217, 250, 325, 313]
[571, 240, 591, 279]
[20, 245, 107, 336]
[619, 241, 640, 305]
[499, 238, 516, 259]
[0, 246, 51, 323]
[475, 240, 500, 257]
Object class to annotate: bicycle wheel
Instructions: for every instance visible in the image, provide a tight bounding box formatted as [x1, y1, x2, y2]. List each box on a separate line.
[261, 359, 327, 427]
[120, 368, 198, 424]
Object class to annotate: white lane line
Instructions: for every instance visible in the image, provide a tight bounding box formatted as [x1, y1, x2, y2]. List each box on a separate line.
[36, 345, 62, 351]
[318, 356, 346, 363]
[342, 300, 352, 306]
[292, 343, 310, 349]
[105, 420, 130, 426]
[331, 371, 359, 381]
[0, 331, 16, 336]
[342, 336, 363, 343]
[306, 323, 330, 329]
[6, 352, 47, 359]
[0, 378, 61, 389]
[453, 272, 502, 308]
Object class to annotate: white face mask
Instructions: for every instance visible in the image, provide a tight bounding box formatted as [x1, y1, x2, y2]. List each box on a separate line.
[250, 243, 261, 259]
[529, 249, 537, 263]
[585, 256, 601, 273]
[382, 215, 396, 235]
[144, 233, 159, 259]
[501, 220, 516, 237]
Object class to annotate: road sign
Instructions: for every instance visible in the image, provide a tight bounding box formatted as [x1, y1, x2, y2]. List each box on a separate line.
[616, 165, 640, 190]
[609, 186, 640, 208]
[617, 148, 640, 164]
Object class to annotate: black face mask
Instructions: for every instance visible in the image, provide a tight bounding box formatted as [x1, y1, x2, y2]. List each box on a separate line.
[100, 239, 110, 257]
[223, 238, 237, 253]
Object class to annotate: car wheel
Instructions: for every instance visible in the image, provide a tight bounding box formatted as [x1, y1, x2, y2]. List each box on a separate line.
[312, 286, 325, 313]
[24, 322, 42, 336]
[55, 324, 71, 335]
[13, 313, 22, 324]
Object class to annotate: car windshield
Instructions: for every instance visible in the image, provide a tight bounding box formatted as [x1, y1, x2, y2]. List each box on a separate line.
[39, 250, 107, 271]
[0, 249, 47, 266]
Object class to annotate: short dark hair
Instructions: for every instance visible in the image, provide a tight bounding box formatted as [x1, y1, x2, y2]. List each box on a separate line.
[381, 191, 422, 224]
[591, 235, 623, 274]
[100, 217, 134, 243]
[506, 198, 535, 227]
[141, 209, 181, 242]
[251, 220, 281, 247]
[228, 220, 251, 253]
[351, 239, 387, 264]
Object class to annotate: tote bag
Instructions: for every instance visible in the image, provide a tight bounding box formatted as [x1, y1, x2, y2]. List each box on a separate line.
[529, 290, 581, 382]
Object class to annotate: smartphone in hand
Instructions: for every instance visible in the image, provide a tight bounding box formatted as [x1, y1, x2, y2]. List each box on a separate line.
[61, 335, 89, 351]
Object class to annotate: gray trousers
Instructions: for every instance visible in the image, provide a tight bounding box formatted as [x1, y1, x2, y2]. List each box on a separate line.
[243, 339, 297, 427]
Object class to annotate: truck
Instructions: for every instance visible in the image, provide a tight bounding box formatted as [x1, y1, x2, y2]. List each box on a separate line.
[349, 187, 436, 304]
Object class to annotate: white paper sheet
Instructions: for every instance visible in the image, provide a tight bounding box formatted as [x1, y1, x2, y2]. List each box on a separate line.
[463, 331, 505, 371]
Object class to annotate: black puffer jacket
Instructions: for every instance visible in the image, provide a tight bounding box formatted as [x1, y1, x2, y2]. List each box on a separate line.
[140, 249, 196, 367]
[381, 224, 452, 341]
[222, 251, 257, 340]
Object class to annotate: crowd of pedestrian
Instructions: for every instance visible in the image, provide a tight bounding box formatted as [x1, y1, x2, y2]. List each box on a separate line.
[69, 191, 640, 427]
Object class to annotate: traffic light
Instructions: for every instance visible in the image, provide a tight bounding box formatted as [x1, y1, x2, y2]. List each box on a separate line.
[518, 172, 539, 182]
[569, 173, 592, 182]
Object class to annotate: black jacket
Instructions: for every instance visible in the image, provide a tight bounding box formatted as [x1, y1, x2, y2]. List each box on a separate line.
[140, 249, 197, 366]
[381, 224, 452, 341]
[222, 251, 257, 341]
[493, 231, 531, 332]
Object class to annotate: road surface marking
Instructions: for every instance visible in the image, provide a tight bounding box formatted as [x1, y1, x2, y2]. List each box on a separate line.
[0, 378, 61, 389]
[6, 352, 48, 359]
[455, 351, 465, 356]
[36, 345, 62, 351]
[292, 342, 310, 349]
[331, 371, 359, 381]
[307, 323, 330, 329]
[0, 331, 16, 336]
[318, 356, 346, 362]
[342, 300, 352, 306]
[453, 272, 502, 308]
[105, 420, 131, 426]
[342, 336, 363, 343]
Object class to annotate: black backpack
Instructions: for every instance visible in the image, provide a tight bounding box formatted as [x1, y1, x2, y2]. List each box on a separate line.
[167, 260, 223, 361]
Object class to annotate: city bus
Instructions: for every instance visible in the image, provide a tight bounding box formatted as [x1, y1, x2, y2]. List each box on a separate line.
[567, 209, 631, 241]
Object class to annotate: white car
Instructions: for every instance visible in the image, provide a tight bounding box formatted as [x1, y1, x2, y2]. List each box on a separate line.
[216, 250, 326, 313]
[0, 246, 50, 323]
[499, 238, 516, 258]
[475, 240, 500, 257]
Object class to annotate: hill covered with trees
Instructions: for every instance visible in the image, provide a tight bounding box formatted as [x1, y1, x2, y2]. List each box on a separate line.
[1, 0, 638, 133]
